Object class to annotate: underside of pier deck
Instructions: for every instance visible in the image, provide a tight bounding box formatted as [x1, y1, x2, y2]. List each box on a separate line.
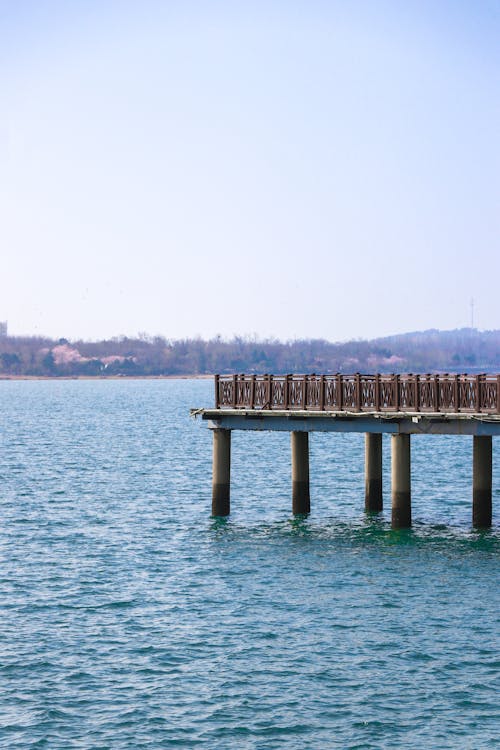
[194, 409, 500, 437]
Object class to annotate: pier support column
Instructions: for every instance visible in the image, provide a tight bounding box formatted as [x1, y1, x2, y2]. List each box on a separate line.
[291, 431, 310, 514]
[365, 433, 383, 512]
[212, 429, 231, 516]
[473, 436, 492, 528]
[391, 434, 411, 528]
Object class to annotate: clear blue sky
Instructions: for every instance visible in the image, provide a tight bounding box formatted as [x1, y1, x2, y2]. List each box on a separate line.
[1, 1, 498, 341]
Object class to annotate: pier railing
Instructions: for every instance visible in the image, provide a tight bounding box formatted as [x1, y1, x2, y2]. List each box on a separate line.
[215, 374, 500, 414]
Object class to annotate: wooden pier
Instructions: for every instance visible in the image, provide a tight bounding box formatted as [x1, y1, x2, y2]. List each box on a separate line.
[193, 374, 499, 528]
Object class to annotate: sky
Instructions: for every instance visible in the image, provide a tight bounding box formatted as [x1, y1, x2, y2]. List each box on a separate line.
[0, 0, 498, 342]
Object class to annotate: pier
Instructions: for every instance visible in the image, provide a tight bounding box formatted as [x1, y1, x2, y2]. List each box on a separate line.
[193, 374, 499, 528]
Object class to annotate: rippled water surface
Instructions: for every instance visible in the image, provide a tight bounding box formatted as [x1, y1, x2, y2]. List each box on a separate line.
[0, 379, 499, 748]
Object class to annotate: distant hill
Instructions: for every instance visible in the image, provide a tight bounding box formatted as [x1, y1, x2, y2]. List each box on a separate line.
[0, 328, 499, 377]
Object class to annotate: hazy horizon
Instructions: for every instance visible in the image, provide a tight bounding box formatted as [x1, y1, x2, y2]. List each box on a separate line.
[2, 1, 498, 340]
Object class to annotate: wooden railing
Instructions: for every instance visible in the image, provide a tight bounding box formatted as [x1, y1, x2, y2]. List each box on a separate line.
[215, 374, 500, 414]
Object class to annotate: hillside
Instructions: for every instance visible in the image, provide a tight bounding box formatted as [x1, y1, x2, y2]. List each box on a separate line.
[0, 329, 499, 377]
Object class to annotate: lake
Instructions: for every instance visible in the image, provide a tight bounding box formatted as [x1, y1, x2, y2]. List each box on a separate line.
[0, 379, 498, 748]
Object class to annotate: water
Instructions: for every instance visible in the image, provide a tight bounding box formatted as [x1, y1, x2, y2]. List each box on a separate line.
[0, 379, 498, 748]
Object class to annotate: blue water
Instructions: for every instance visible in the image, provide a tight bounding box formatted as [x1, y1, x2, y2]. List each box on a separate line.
[0, 379, 498, 748]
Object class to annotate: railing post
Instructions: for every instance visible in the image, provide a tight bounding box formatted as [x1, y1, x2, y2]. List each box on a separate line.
[267, 374, 272, 409]
[355, 373, 361, 412]
[414, 374, 420, 412]
[284, 374, 290, 410]
[319, 375, 325, 411]
[454, 374, 459, 412]
[232, 374, 237, 408]
[338, 374, 343, 410]
[302, 375, 307, 409]
[394, 374, 400, 412]
[434, 374, 440, 412]
[250, 374, 256, 409]
[375, 374, 381, 412]
[497, 375, 500, 415]
[215, 374, 220, 408]
[476, 374, 481, 413]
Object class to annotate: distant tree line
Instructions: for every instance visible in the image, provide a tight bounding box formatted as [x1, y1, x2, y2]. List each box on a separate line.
[0, 328, 499, 377]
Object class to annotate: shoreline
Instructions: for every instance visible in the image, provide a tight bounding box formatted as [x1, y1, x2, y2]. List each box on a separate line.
[0, 374, 213, 381]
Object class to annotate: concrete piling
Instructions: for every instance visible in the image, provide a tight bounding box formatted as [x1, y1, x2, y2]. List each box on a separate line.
[212, 428, 231, 516]
[473, 435, 492, 528]
[291, 431, 310, 514]
[391, 434, 411, 528]
[365, 433, 383, 512]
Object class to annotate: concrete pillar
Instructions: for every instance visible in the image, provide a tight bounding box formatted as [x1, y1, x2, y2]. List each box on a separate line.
[212, 429, 231, 516]
[291, 431, 310, 514]
[391, 434, 411, 528]
[473, 435, 492, 528]
[365, 433, 383, 512]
